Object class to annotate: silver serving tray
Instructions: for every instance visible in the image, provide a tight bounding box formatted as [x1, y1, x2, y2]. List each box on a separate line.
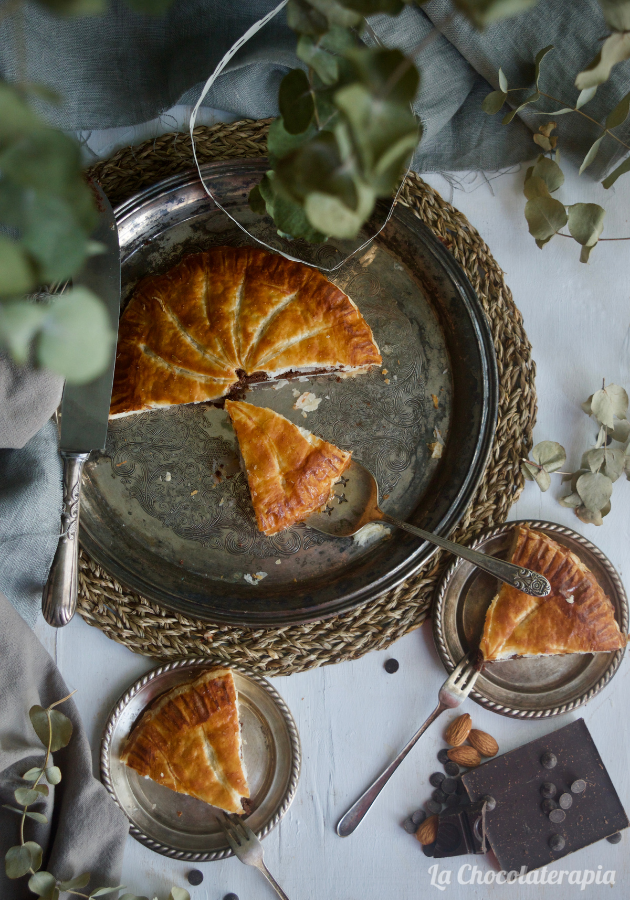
[433, 520, 628, 718]
[100, 659, 300, 860]
[80, 158, 498, 625]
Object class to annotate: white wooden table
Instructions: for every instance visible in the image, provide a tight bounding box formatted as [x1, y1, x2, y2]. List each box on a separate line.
[36, 123, 630, 899]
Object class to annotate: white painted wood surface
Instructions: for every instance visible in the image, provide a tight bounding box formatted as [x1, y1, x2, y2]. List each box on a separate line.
[35, 127, 630, 899]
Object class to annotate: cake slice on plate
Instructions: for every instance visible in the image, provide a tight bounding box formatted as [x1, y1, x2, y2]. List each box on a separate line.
[120, 668, 249, 814]
[225, 400, 351, 536]
[480, 525, 627, 662]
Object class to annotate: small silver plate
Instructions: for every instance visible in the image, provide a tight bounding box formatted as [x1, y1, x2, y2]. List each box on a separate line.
[100, 659, 301, 860]
[433, 520, 628, 719]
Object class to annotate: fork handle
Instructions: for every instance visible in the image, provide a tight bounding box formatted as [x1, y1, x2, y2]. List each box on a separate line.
[336, 702, 445, 837]
[379, 514, 551, 598]
[255, 861, 291, 900]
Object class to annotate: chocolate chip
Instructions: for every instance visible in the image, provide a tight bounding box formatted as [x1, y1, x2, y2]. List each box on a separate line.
[384, 658, 399, 674]
[549, 834, 565, 852]
[541, 751, 557, 769]
[403, 816, 418, 834]
[571, 779, 587, 794]
[411, 808, 426, 826]
[429, 772, 445, 788]
[187, 870, 203, 886]
[542, 799, 559, 814]
[442, 778, 458, 795]
[559, 793, 573, 810]
[443, 761, 460, 777]
[223, 895, 239, 900]
[483, 795, 496, 812]
[425, 800, 442, 815]
[445, 794, 460, 807]
[437, 749, 450, 765]
[607, 832, 622, 844]
[540, 782, 557, 799]
[549, 808, 566, 824]
[432, 788, 447, 804]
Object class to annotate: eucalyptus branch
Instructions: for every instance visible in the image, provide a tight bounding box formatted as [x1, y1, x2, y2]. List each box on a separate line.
[538, 90, 630, 152]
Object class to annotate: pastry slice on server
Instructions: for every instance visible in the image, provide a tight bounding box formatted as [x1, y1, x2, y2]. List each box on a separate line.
[121, 668, 249, 814]
[225, 400, 351, 536]
[480, 525, 627, 662]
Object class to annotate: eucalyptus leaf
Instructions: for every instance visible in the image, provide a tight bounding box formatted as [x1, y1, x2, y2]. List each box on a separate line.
[502, 91, 540, 124]
[5, 842, 42, 879]
[521, 460, 538, 481]
[605, 89, 630, 129]
[575, 32, 630, 89]
[0, 128, 81, 195]
[297, 34, 338, 85]
[524, 196, 567, 241]
[581, 394, 594, 416]
[533, 133, 554, 151]
[595, 424, 607, 447]
[559, 491, 583, 508]
[532, 440, 566, 472]
[590, 388, 614, 427]
[0, 236, 36, 297]
[602, 154, 630, 188]
[533, 468, 551, 491]
[451, 0, 538, 27]
[305, 182, 375, 239]
[534, 44, 554, 86]
[278, 69, 315, 135]
[25, 810, 48, 824]
[582, 447, 605, 472]
[567, 203, 605, 260]
[28, 871, 57, 898]
[248, 184, 266, 215]
[575, 505, 605, 526]
[118, 894, 150, 900]
[599, 0, 630, 31]
[22, 768, 44, 782]
[578, 134, 605, 175]
[602, 447, 626, 481]
[0, 301, 47, 364]
[29, 706, 73, 753]
[15, 787, 44, 806]
[306, 0, 362, 29]
[523, 175, 551, 200]
[22, 191, 89, 282]
[168, 889, 191, 900]
[59, 873, 91, 891]
[610, 418, 630, 442]
[531, 155, 564, 192]
[498, 68, 508, 92]
[345, 47, 419, 106]
[258, 171, 326, 242]
[576, 471, 613, 513]
[37, 288, 116, 384]
[576, 86, 597, 109]
[482, 90, 508, 115]
[605, 383, 629, 418]
[0, 83, 44, 146]
[266, 116, 317, 167]
[89, 887, 125, 898]
[33, 784, 49, 797]
[287, 0, 328, 36]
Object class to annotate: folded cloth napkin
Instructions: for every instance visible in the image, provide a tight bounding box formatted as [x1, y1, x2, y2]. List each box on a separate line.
[0, 590, 128, 900]
[0, 355, 63, 628]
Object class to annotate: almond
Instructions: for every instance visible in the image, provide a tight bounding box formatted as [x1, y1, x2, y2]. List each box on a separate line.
[444, 713, 472, 747]
[468, 729, 499, 757]
[415, 814, 438, 845]
[447, 745, 481, 768]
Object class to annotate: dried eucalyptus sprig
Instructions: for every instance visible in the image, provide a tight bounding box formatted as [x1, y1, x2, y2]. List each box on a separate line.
[3, 692, 189, 900]
[521, 381, 630, 525]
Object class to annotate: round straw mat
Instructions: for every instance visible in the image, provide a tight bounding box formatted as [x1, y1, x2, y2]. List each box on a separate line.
[80, 118, 536, 675]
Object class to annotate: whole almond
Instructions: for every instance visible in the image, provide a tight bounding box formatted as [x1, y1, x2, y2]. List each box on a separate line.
[468, 729, 499, 757]
[444, 713, 472, 747]
[447, 745, 481, 768]
[415, 814, 438, 845]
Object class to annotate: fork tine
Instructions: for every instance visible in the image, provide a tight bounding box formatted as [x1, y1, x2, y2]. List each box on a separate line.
[449, 652, 472, 681]
[216, 814, 241, 852]
[460, 667, 481, 694]
[227, 812, 250, 839]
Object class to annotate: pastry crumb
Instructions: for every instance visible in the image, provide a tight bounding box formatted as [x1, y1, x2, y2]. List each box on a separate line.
[354, 523, 390, 546]
[294, 391, 321, 412]
[244, 571, 268, 585]
[191, 490, 198, 496]
[432, 394, 439, 408]
[359, 244, 377, 266]
[164, 471, 171, 482]
[381, 369, 388, 375]
[275, 559, 282, 565]
[428, 441, 443, 459]
[302, 411, 307, 418]
[292, 388, 301, 397]
[384, 378, 390, 384]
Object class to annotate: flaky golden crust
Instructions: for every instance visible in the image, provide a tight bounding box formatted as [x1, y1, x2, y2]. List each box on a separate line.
[225, 400, 352, 535]
[480, 526, 627, 662]
[110, 247, 381, 417]
[120, 667, 249, 813]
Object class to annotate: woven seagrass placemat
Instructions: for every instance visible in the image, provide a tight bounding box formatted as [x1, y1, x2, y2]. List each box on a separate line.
[80, 118, 536, 675]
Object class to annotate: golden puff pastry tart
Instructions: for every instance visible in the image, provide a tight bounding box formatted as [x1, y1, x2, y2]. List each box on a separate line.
[120, 667, 249, 814]
[110, 246, 381, 417]
[480, 525, 628, 662]
[225, 400, 351, 536]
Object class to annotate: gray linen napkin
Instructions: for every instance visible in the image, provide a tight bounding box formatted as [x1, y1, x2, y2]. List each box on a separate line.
[0, 355, 63, 628]
[0, 590, 128, 900]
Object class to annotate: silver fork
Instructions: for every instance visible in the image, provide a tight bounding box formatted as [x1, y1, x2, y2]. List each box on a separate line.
[217, 812, 290, 900]
[336, 652, 481, 837]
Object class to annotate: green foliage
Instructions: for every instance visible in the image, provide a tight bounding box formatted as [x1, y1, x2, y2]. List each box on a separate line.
[29, 705, 73, 753]
[522, 381, 630, 525]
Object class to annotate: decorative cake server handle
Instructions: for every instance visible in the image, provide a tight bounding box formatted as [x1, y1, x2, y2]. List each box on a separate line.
[379, 513, 551, 597]
[42, 452, 90, 627]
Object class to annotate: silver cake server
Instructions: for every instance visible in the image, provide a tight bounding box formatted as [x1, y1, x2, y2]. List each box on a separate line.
[42, 182, 121, 627]
[305, 459, 551, 597]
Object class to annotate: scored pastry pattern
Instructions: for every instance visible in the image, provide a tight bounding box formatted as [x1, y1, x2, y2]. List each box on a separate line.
[102, 237, 438, 558]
